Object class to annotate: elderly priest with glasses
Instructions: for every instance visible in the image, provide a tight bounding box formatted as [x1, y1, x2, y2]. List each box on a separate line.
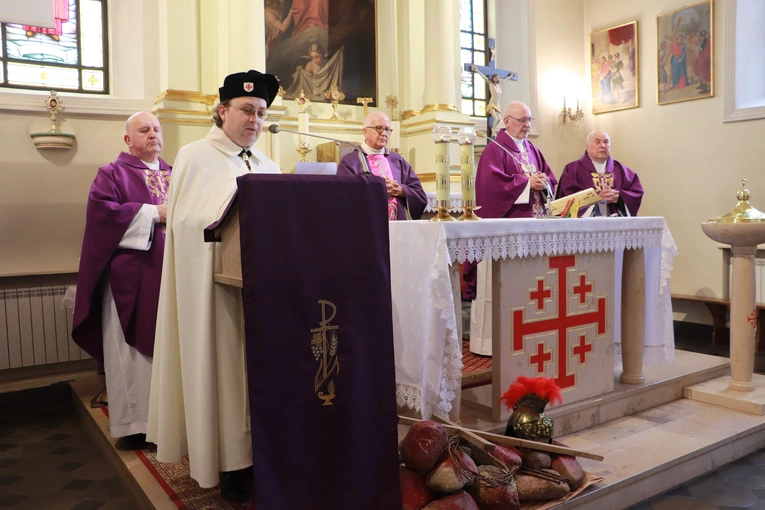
[337, 111, 427, 220]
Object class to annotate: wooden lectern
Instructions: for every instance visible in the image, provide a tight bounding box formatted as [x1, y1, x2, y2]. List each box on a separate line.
[205, 201, 243, 288]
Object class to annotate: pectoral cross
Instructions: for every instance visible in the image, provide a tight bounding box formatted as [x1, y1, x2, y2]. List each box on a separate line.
[356, 97, 373, 116]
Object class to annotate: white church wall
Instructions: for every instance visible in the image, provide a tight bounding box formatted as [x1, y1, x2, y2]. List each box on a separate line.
[582, 0, 765, 316]
[0, 0, 163, 277]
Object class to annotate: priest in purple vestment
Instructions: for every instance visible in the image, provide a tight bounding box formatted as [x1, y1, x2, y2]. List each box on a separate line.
[465, 101, 557, 300]
[555, 130, 643, 217]
[337, 111, 427, 220]
[72, 111, 171, 444]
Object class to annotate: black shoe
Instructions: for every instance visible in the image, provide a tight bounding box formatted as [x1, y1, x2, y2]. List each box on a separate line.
[220, 469, 249, 503]
[114, 433, 147, 451]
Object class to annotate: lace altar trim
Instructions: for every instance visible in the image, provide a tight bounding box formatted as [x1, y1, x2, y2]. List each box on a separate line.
[428, 233, 462, 419]
[447, 228, 668, 264]
[396, 383, 423, 414]
[425, 193, 463, 213]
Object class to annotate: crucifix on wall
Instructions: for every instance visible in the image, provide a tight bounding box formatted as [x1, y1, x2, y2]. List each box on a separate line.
[464, 38, 518, 138]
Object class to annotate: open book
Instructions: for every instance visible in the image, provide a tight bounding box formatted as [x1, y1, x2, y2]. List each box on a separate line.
[550, 188, 601, 217]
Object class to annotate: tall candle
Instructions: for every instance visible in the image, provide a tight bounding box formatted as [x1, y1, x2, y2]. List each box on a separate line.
[460, 143, 475, 205]
[389, 120, 401, 150]
[297, 111, 309, 147]
[435, 141, 450, 202]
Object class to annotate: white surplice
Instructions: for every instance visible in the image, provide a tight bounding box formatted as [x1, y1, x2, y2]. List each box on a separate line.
[146, 126, 280, 489]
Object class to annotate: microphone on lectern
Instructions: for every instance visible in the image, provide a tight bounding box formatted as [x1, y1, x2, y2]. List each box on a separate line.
[267, 124, 371, 175]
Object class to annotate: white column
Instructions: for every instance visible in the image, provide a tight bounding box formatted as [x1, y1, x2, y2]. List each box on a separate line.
[157, 0, 200, 92]
[423, 0, 459, 109]
[729, 244, 758, 392]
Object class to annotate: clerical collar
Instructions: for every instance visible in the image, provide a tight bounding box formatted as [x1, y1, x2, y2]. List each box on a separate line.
[141, 159, 160, 170]
[589, 155, 607, 174]
[508, 134, 527, 153]
[206, 125, 261, 164]
[361, 142, 385, 155]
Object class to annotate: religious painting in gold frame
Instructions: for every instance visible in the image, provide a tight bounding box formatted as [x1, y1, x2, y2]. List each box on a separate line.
[264, 0, 377, 106]
[656, 1, 713, 105]
[590, 21, 639, 114]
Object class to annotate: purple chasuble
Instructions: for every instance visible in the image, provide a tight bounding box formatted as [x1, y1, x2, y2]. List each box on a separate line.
[337, 148, 427, 220]
[555, 151, 643, 216]
[73, 152, 171, 371]
[475, 129, 557, 218]
[237, 174, 402, 510]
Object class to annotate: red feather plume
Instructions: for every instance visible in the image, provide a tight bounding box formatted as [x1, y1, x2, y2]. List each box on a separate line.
[500, 376, 563, 410]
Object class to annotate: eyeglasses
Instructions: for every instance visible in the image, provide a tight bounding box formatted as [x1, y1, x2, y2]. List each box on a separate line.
[364, 125, 393, 135]
[506, 115, 534, 124]
[229, 104, 269, 121]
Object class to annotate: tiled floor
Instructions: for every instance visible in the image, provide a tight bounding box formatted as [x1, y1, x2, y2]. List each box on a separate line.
[0, 383, 139, 509]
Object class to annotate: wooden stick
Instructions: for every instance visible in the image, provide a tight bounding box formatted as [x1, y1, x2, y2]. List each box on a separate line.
[398, 416, 604, 462]
[520, 466, 567, 484]
[431, 415, 495, 453]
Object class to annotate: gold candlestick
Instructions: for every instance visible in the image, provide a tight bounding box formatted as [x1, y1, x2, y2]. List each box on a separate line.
[457, 127, 481, 221]
[296, 142, 312, 162]
[430, 125, 455, 222]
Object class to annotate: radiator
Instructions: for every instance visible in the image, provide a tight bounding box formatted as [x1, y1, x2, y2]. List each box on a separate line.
[0, 286, 90, 370]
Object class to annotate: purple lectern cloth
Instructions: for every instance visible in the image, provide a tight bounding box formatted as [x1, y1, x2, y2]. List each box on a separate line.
[73, 152, 171, 370]
[555, 151, 644, 216]
[475, 129, 557, 219]
[237, 174, 402, 510]
[337, 149, 428, 220]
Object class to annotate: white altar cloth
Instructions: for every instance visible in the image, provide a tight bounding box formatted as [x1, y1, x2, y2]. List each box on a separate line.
[424, 192, 463, 213]
[389, 217, 677, 420]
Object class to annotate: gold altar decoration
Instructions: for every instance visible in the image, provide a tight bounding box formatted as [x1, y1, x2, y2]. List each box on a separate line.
[295, 90, 310, 113]
[385, 95, 399, 121]
[275, 76, 286, 97]
[707, 178, 765, 224]
[30, 91, 76, 150]
[356, 97, 373, 116]
[324, 84, 345, 119]
[457, 127, 480, 221]
[430, 125, 455, 222]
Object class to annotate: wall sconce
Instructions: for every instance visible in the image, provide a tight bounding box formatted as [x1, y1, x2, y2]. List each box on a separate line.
[560, 97, 584, 124]
[30, 91, 75, 150]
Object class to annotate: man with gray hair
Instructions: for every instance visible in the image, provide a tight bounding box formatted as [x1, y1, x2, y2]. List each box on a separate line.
[555, 129, 643, 217]
[337, 111, 427, 220]
[73, 111, 171, 448]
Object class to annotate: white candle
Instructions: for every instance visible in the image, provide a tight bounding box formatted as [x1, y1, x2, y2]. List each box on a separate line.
[389, 120, 400, 150]
[460, 143, 475, 205]
[298, 111, 309, 147]
[435, 142, 450, 202]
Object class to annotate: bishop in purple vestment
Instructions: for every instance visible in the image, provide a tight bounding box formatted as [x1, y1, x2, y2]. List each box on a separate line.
[337, 111, 427, 220]
[475, 101, 557, 219]
[466, 102, 556, 299]
[555, 130, 643, 217]
[73, 112, 170, 439]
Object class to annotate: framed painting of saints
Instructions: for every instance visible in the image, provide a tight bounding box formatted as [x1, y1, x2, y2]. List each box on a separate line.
[590, 21, 639, 114]
[264, 0, 377, 106]
[656, 1, 713, 105]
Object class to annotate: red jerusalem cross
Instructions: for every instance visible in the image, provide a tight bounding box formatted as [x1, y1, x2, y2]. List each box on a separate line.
[530, 342, 552, 372]
[530, 279, 551, 310]
[572, 274, 592, 304]
[748, 310, 758, 329]
[512, 255, 606, 389]
[573, 334, 592, 364]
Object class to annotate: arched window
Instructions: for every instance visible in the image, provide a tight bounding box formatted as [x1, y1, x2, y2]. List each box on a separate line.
[0, 0, 108, 94]
[459, 0, 488, 116]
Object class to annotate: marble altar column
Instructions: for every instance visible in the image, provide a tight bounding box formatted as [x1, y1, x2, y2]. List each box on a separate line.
[729, 245, 757, 392]
[620, 248, 646, 384]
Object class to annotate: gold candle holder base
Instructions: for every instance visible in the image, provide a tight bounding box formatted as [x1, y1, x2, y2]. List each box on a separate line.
[430, 206, 456, 222]
[458, 205, 482, 221]
[296, 145, 312, 162]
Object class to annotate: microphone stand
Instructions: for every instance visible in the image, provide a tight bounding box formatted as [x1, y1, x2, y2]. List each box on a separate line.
[268, 125, 372, 175]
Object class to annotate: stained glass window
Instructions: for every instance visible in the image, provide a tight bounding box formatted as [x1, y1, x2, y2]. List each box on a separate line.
[459, 0, 488, 116]
[1, 0, 108, 94]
